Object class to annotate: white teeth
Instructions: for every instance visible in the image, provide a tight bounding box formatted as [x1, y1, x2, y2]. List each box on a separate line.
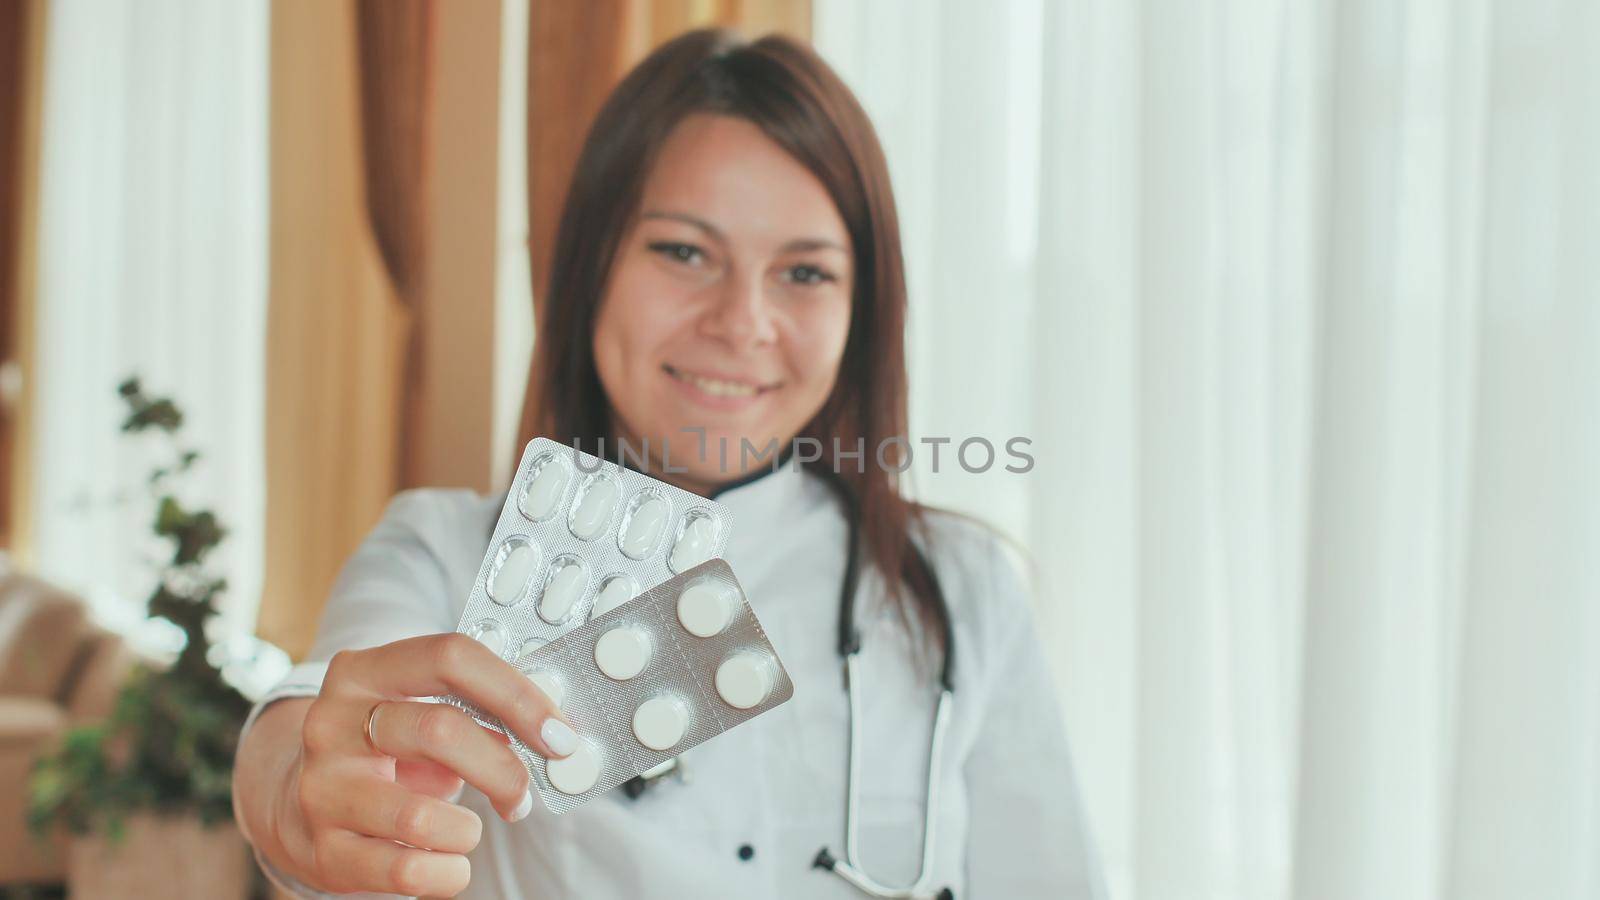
[696, 377, 756, 397]
[671, 368, 761, 398]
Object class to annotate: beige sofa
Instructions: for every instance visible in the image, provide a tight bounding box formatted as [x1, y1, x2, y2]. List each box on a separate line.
[0, 573, 132, 885]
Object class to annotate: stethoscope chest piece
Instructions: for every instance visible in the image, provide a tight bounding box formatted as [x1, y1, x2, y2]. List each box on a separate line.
[621, 756, 685, 798]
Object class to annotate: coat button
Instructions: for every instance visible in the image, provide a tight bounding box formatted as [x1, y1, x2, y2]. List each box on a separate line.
[737, 843, 755, 861]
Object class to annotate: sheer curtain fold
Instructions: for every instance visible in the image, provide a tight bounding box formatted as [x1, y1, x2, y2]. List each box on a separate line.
[31, 0, 267, 638]
[813, 1, 1599, 898]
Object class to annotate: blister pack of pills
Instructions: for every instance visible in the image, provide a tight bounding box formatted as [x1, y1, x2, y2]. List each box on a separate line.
[502, 558, 794, 814]
[453, 437, 734, 662]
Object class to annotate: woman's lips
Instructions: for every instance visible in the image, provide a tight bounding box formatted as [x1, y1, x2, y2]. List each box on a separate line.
[662, 364, 780, 411]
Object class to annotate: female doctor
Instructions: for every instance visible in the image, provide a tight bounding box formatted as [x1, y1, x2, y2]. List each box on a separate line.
[234, 29, 1106, 899]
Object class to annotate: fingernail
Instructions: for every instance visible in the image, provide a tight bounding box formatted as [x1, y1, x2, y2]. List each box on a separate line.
[508, 789, 533, 823]
[540, 718, 579, 758]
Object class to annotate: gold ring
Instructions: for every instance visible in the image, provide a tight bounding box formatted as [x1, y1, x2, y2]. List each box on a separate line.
[364, 701, 385, 753]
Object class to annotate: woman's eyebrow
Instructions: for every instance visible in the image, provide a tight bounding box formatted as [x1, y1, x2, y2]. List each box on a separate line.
[640, 209, 847, 254]
[640, 210, 728, 245]
[779, 237, 848, 254]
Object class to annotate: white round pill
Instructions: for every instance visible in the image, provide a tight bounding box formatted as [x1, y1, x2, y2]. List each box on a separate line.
[669, 513, 718, 573]
[619, 494, 669, 559]
[537, 559, 587, 624]
[519, 455, 570, 520]
[469, 622, 507, 658]
[570, 476, 620, 541]
[488, 538, 538, 606]
[715, 651, 775, 710]
[527, 669, 565, 708]
[631, 695, 689, 751]
[676, 581, 736, 638]
[590, 574, 637, 619]
[594, 625, 653, 680]
[546, 741, 601, 795]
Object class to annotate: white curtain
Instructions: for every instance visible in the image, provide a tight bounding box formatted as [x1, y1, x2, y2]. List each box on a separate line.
[815, 2, 1600, 899]
[32, 0, 269, 646]
[493, 0, 537, 490]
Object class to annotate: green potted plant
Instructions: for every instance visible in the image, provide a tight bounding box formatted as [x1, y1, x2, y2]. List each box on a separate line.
[26, 378, 253, 899]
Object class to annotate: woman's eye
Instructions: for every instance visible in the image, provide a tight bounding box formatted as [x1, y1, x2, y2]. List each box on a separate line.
[647, 241, 706, 266]
[784, 264, 837, 286]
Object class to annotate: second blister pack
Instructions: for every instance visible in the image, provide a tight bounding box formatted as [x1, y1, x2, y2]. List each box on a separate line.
[508, 558, 793, 814]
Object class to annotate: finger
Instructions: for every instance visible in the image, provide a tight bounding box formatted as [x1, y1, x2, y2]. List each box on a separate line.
[396, 759, 466, 801]
[313, 829, 469, 897]
[318, 775, 481, 853]
[328, 635, 573, 752]
[366, 700, 533, 821]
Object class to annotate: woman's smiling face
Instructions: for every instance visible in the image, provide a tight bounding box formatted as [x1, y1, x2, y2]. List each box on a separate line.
[592, 113, 854, 493]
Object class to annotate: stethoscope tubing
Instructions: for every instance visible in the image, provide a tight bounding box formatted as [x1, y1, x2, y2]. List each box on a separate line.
[821, 650, 955, 899]
[812, 471, 958, 899]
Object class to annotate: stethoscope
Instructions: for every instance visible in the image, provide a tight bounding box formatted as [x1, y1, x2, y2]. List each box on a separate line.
[623, 471, 958, 900]
[518, 456, 959, 898]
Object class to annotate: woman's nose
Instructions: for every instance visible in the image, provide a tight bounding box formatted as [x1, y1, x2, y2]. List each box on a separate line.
[700, 273, 777, 348]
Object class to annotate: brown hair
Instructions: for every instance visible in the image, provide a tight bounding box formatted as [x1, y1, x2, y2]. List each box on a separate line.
[515, 29, 948, 662]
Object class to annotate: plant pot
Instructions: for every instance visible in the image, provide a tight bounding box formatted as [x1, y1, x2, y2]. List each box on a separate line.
[67, 813, 249, 899]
